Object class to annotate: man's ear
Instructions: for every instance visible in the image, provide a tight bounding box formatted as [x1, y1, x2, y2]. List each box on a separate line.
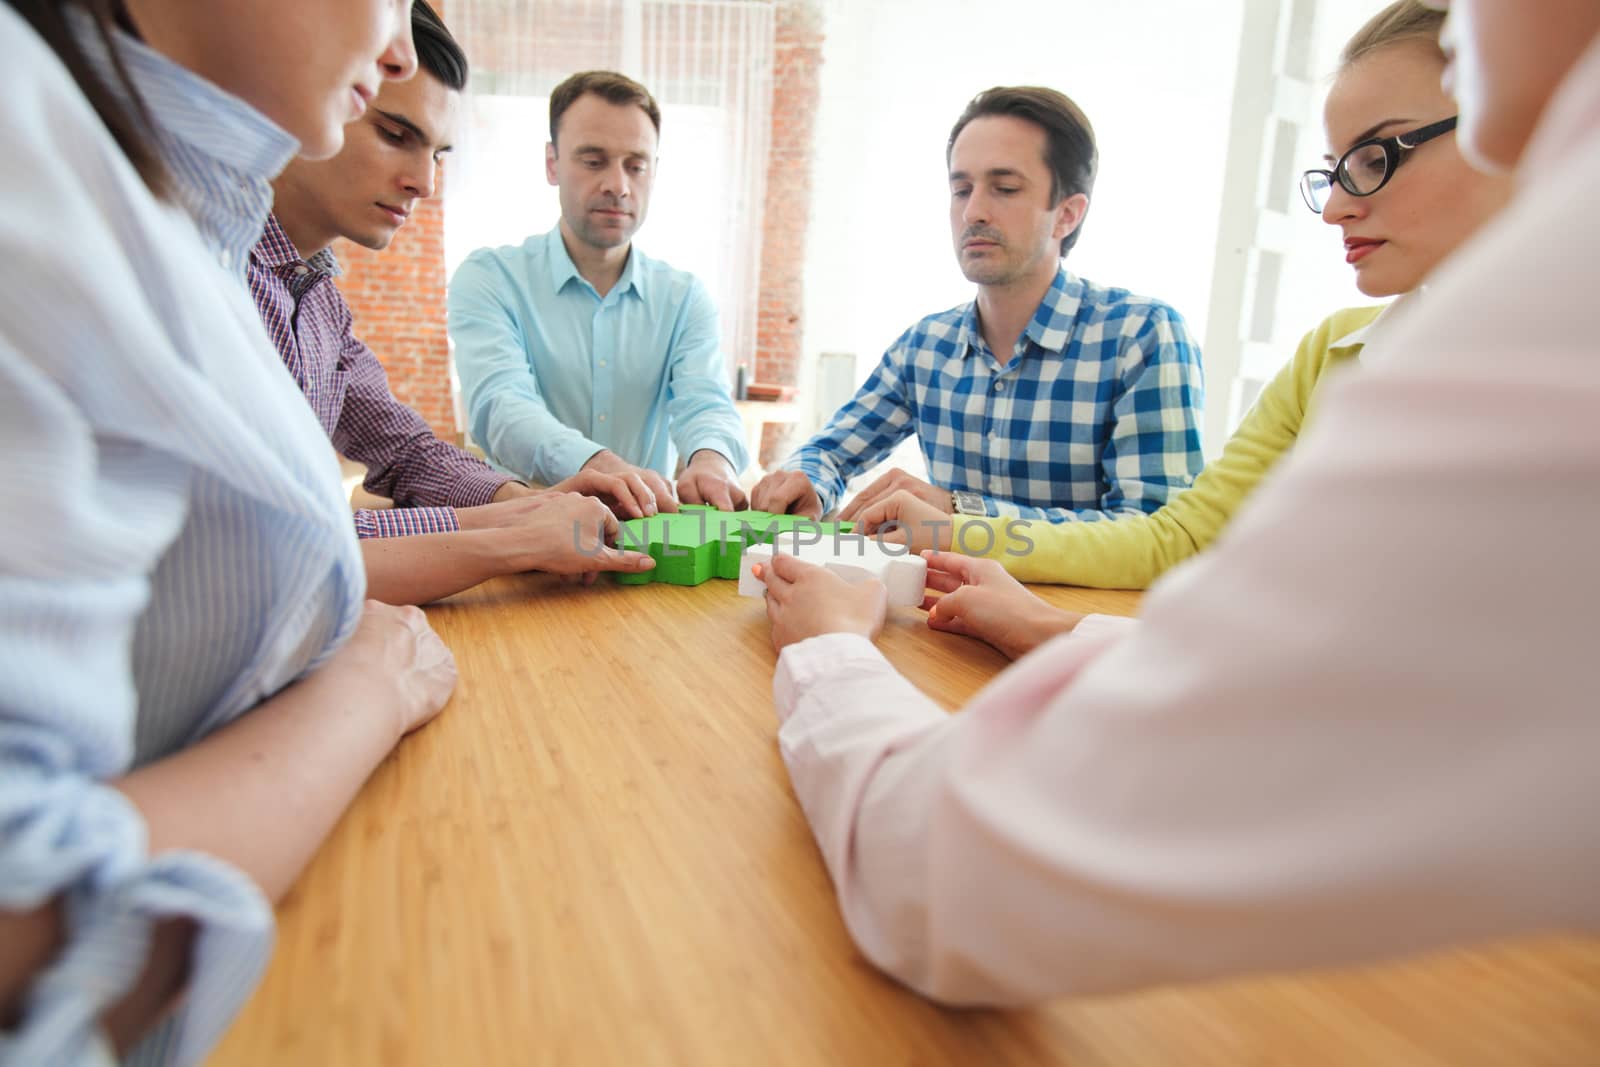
[546, 142, 558, 186]
[1053, 192, 1089, 242]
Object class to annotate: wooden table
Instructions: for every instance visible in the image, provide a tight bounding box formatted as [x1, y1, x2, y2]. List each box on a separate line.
[210, 576, 1600, 1066]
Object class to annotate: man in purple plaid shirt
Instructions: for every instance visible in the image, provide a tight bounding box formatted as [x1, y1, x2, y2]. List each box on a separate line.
[249, 2, 658, 603]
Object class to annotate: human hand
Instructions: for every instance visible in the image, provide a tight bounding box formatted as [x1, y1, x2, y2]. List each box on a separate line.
[921, 550, 1081, 660]
[505, 492, 656, 584]
[676, 450, 749, 511]
[838, 469, 952, 524]
[753, 552, 887, 654]
[749, 469, 823, 519]
[545, 468, 661, 519]
[583, 450, 678, 513]
[850, 489, 955, 555]
[337, 600, 458, 739]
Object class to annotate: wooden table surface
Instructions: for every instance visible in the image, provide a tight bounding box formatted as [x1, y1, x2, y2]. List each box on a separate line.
[210, 574, 1600, 1066]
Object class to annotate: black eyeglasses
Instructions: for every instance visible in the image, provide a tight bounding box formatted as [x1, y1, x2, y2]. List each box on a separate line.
[1299, 116, 1458, 213]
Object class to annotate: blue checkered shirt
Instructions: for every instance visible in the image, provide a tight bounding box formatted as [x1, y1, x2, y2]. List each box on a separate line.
[783, 268, 1205, 520]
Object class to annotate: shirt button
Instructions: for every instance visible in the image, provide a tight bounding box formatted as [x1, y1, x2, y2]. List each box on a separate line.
[294, 264, 310, 276]
[219, 248, 233, 270]
[598, 359, 608, 368]
[598, 414, 608, 423]
[993, 380, 1005, 391]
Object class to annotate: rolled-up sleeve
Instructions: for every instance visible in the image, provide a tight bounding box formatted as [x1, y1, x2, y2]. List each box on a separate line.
[0, 339, 271, 1067]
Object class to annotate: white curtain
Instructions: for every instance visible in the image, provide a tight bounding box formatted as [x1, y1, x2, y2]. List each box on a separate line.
[445, 0, 776, 379]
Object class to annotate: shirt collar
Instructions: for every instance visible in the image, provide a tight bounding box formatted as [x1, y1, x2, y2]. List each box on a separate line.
[959, 265, 1079, 360]
[1331, 291, 1418, 364]
[70, 8, 298, 276]
[545, 226, 646, 303]
[254, 215, 342, 277]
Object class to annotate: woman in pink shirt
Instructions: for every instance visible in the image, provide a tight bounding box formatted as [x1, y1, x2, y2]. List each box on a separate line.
[754, 0, 1600, 1006]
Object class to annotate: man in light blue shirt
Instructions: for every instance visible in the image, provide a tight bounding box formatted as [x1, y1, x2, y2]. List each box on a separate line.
[448, 70, 749, 512]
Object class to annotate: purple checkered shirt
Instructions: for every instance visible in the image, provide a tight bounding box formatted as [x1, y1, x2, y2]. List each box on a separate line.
[247, 214, 512, 538]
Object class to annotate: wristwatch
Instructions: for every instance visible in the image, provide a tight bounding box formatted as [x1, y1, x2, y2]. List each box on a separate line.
[951, 490, 987, 516]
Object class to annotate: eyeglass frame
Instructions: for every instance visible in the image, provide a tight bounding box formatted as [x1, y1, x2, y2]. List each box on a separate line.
[1298, 116, 1459, 214]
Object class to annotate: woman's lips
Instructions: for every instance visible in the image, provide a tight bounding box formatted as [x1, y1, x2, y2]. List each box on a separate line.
[1346, 239, 1384, 265]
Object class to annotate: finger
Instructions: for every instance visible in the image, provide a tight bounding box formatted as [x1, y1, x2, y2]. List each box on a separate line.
[727, 482, 750, 510]
[602, 474, 644, 519]
[926, 608, 974, 639]
[922, 548, 983, 583]
[921, 568, 964, 595]
[851, 494, 899, 536]
[587, 547, 656, 573]
[926, 587, 973, 628]
[838, 483, 888, 523]
[748, 474, 779, 513]
[767, 550, 819, 584]
[646, 472, 679, 512]
[702, 478, 735, 512]
[677, 473, 706, 506]
[845, 465, 915, 520]
[621, 473, 656, 517]
[753, 560, 792, 603]
[838, 469, 898, 521]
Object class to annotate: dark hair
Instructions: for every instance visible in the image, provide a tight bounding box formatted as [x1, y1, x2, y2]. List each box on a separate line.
[1340, 0, 1447, 70]
[7, 0, 167, 194]
[947, 86, 1097, 257]
[412, 0, 468, 92]
[548, 70, 661, 147]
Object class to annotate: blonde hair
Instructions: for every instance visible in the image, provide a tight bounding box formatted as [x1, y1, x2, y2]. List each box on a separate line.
[1340, 0, 1448, 70]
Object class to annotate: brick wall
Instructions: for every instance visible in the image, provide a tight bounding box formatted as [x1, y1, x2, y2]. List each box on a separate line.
[332, 0, 456, 438]
[335, 0, 827, 456]
[755, 0, 824, 463]
[331, 194, 455, 437]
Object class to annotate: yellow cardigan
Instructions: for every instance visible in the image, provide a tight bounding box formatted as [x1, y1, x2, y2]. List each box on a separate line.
[956, 305, 1386, 587]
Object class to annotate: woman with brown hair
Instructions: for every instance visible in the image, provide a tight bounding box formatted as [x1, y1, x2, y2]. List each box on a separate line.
[0, 2, 457, 1062]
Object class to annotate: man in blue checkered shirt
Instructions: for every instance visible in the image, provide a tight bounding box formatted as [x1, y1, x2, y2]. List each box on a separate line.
[751, 86, 1204, 546]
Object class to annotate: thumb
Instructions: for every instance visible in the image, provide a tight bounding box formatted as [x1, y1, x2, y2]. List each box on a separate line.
[922, 548, 983, 584]
[591, 546, 656, 572]
[926, 589, 976, 637]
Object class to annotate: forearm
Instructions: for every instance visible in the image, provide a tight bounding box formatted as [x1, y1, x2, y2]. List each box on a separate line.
[113, 658, 403, 904]
[361, 529, 525, 605]
[956, 512, 1195, 588]
[1, 659, 405, 1050]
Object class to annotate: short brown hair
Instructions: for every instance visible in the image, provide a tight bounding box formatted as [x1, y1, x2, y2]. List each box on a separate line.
[549, 71, 662, 146]
[947, 86, 1098, 257]
[1341, 0, 1447, 70]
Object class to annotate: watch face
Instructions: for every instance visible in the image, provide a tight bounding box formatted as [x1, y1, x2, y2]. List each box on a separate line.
[955, 491, 984, 515]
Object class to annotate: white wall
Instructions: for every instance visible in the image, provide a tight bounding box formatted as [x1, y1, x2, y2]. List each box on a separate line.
[1267, 0, 1403, 385]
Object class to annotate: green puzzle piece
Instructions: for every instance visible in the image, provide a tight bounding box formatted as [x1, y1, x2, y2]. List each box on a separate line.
[613, 505, 853, 587]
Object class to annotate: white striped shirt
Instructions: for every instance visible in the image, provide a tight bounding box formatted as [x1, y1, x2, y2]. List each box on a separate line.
[0, 8, 365, 1065]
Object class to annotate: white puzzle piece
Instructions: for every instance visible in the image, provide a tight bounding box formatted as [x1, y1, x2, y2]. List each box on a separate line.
[739, 531, 929, 607]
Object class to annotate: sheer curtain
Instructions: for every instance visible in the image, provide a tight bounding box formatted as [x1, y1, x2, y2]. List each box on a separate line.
[445, 0, 776, 381]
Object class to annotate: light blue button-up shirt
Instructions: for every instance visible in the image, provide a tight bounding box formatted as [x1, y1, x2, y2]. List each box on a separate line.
[448, 227, 749, 483]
